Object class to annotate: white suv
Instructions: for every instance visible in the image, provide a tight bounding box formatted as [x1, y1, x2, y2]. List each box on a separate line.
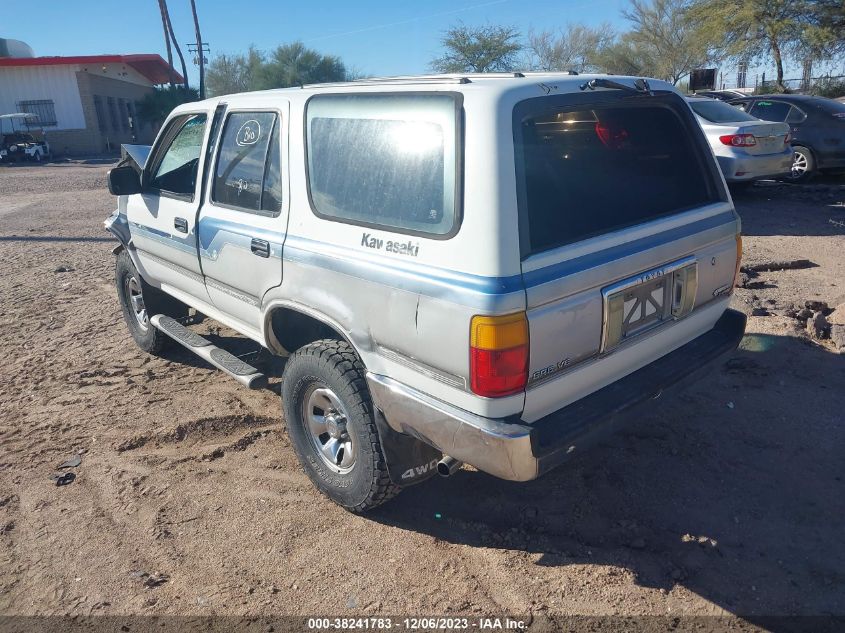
[106, 73, 746, 512]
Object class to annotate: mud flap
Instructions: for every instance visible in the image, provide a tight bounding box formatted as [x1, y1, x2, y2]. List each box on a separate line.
[373, 410, 442, 487]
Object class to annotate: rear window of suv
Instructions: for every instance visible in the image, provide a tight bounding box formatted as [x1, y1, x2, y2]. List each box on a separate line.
[514, 93, 722, 254]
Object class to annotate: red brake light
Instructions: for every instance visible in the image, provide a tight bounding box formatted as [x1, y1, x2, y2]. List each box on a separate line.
[784, 132, 791, 144]
[470, 346, 529, 397]
[719, 134, 757, 147]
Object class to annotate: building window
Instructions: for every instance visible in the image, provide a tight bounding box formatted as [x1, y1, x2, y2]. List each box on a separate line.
[93, 96, 107, 132]
[118, 99, 129, 131]
[16, 99, 57, 126]
[107, 97, 119, 131]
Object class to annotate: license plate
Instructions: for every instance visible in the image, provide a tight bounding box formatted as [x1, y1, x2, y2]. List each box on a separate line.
[600, 257, 698, 352]
[757, 136, 782, 153]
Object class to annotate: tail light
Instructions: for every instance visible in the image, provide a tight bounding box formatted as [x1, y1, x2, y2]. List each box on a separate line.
[784, 132, 791, 144]
[720, 134, 756, 147]
[595, 121, 629, 149]
[470, 312, 529, 398]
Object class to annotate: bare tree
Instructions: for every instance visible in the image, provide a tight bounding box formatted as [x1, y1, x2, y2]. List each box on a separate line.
[430, 24, 522, 73]
[527, 23, 616, 72]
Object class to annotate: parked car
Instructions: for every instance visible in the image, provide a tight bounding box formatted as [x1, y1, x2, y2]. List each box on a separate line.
[727, 94, 845, 179]
[686, 97, 793, 184]
[105, 73, 745, 512]
[0, 113, 50, 163]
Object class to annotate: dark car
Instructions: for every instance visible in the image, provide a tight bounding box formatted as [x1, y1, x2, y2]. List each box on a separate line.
[727, 94, 845, 179]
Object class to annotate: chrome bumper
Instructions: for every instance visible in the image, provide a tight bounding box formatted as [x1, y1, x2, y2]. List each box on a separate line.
[366, 373, 537, 481]
[367, 309, 747, 483]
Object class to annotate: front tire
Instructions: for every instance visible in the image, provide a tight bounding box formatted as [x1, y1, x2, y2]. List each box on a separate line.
[115, 250, 185, 354]
[282, 340, 400, 512]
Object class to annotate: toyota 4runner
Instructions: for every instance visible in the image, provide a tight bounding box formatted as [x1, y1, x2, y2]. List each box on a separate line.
[105, 73, 746, 512]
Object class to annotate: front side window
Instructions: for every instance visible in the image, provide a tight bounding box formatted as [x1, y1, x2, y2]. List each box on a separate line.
[306, 93, 459, 237]
[148, 113, 207, 196]
[748, 100, 791, 122]
[212, 111, 281, 214]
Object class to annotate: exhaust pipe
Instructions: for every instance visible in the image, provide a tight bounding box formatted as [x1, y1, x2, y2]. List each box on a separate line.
[437, 456, 463, 478]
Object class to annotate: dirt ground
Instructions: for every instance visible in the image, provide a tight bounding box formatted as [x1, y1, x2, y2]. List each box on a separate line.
[0, 162, 844, 628]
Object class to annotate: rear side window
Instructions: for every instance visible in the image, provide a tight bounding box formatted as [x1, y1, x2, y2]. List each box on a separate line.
[212, 111, 281, 215]
[514, 94, 720, 254]
[748, 101, 791, 122]
[305, 93, 460, 237]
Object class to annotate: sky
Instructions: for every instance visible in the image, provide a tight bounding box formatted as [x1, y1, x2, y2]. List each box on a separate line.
[6, 0, 630, 84]
[6, 0, 810, 87]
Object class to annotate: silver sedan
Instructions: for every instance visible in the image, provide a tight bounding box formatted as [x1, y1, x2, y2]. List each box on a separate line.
[687, 97, 793, 183]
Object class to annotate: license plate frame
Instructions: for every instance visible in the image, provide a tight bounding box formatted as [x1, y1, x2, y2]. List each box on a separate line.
[600, 256, 698, 353]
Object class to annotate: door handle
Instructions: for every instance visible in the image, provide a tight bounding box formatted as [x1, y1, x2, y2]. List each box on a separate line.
[173, 217, 188, 233]
[250, 238, 270, 258]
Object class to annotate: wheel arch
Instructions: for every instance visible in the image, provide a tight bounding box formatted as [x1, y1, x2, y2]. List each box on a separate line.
[262, 301, 362, 358]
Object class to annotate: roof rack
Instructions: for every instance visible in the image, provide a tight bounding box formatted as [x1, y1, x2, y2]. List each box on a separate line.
[300, 70, 583, 90]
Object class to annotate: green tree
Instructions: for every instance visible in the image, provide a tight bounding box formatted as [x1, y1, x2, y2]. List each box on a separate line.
[593, 34, 662, 77]
[430, 24, 522, 73]
[206, 47, 264, 96]
[800, 0, 845, 57]
[623, 0, 716, 85]
[688, 0, 807, 92]
[137, 86, 199, 127]
[253, 42, 347, 89]
[527, 23, 615, 73]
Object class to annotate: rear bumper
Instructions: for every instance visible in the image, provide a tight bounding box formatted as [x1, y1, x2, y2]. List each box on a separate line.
[717, 149, 793, 181]
[367, 308, 746, 482]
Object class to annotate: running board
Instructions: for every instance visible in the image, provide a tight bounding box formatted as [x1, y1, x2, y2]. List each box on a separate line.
[150, 314, 268, 389]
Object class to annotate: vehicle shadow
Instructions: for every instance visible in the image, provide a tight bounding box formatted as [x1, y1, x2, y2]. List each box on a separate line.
[371, 333, 845, 621]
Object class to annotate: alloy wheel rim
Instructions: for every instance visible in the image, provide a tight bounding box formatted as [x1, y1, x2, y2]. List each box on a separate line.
[126, 275, 148, 331]
[302, 385, 356, 473]
[791, 151, 808, 178]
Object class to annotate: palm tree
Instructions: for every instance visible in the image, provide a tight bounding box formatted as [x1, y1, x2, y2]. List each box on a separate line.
[160, 0, 189, 89]
[157, 0, 176, 87]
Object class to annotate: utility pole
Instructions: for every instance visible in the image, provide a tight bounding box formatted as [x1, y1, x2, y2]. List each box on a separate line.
[190, 0, 206, 99]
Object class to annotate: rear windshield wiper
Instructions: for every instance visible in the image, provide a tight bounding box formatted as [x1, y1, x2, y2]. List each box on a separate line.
[580, 78, 653, 95]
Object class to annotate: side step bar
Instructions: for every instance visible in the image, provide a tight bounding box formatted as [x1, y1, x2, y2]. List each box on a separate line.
[150, 314, 268, 389]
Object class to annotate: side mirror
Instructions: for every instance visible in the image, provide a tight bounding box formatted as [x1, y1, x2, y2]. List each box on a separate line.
[107, 165, 141, 196]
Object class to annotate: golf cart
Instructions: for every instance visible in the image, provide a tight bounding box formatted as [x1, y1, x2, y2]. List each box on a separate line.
[0, 113, 51, 163]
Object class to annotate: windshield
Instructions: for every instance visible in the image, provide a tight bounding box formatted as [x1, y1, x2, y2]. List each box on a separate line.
[514, 94, 721, 254]
[689, 99, 757, 123]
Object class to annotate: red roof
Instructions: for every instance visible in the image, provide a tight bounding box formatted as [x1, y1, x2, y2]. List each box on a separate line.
[0, 54, 184, 85]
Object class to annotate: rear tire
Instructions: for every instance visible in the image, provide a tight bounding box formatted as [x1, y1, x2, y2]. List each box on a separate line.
[282, 339, 400, 512]
[789, 145, 815, 181]
[115, 250, 187, 354]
